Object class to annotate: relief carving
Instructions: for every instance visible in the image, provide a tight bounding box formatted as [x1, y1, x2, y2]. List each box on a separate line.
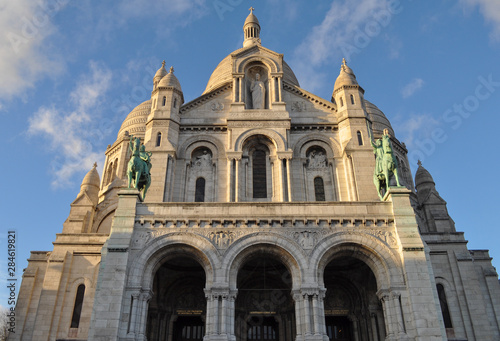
[210, 101, 224, 111]
[291, 101, 306, 112]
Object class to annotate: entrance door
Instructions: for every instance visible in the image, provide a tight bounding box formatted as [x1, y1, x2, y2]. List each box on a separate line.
[247, 316, 279, 341]
[173, 316, 204, 341]
[325, 316, 351, 341]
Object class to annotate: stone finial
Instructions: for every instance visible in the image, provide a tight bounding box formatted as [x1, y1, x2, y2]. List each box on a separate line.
[169, 66, 174, 73]
[249, 7, 254, 14]
[417, 160, 422, 167]
[162, 60, 166, 67]
[93, 162, 97, 169]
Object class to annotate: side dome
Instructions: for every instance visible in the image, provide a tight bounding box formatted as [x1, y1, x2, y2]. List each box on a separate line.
[202, 54, 300, 95]
[334, 58, 358, 90]
[117, 100, 151, 139]
[158, 67, 182, 91]
[365, 100, 395, 137]
[415, 162, 435, 190]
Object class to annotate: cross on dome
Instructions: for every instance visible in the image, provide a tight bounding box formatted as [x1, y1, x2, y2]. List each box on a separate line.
[169, 66, 174, 73]
[162, 60, 166, 67]
[249, 7, 254, 13]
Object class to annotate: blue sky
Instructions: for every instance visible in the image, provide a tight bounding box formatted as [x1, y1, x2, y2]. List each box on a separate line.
[1, 0, 500, 306]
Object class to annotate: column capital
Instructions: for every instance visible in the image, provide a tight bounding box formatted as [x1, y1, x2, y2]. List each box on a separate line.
[226, 151, 242, 161]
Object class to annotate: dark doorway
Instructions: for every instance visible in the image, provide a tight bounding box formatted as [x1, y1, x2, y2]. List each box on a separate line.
[247, 316, 279, 340]
[325, 316, 351, 341]
[173, 316, 205, 341]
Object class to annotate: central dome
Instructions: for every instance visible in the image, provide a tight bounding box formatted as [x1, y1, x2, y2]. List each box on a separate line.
[202, 51, 300, 95]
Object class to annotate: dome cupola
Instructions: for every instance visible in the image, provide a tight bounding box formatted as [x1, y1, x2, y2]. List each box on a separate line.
[243, 7, 261, 47]
[80, 162, 100, 204]
[334, 58, 359, 90]
[158, 66, 182, 92]
[153, 61, 168, 90]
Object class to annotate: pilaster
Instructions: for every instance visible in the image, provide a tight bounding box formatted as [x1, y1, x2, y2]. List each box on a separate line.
[386, 187, 445, 341]
[88, 189, 141, 340]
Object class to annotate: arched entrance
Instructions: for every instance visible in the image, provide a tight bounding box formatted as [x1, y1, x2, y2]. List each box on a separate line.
[323, 257, 385, 341]
[235, 254, 295, 341]
[146, 256, 206, 341]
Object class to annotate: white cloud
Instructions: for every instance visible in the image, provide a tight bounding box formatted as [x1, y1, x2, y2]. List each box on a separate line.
[394, 114, 440, 149]
[461, 0, 500, 40]
[401, 78, 424, 98]
[28, 61, 112, 188]
[291, 0, 402, 91]
[0, 0, 66, 101]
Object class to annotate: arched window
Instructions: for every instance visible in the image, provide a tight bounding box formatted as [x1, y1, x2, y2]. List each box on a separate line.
[195, 177, 206, 202]
[252, 150, 267, 198]
[105, 162, 114, 185]
[162, 96, 166, 106]
[340, 97, 344, 107]
[357, 131, 363, 146]
[71, 284, 85, 328]
[173, 98, 177, 108]
[350, 94, 355, 105]
[111, 161, 118, 182]
[314, 177, 325, 201]
[156, 132, 162, 147]
[437, 284, 453, 328]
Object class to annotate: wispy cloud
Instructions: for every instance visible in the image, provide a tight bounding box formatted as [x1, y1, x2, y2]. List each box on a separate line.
[28, 61, 112, 188]
[401, 78, 424, 98]
[0, 1, 66, 102]
[291, 0, 401, 91]
[394, 114, 440, 149]
[461, 0, 500, 40]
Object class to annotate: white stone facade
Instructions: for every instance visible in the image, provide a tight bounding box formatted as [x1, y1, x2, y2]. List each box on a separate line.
[10, 10, 500, 341]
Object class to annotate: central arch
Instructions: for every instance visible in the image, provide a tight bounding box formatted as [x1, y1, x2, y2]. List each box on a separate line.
[230, 244, 299, 341]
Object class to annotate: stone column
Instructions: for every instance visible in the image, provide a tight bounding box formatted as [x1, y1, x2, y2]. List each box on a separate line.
[293, 291, 304, 340]
[137, 290, 153, 339]
[303, 294, 312, 335]
[349, 315, 360, 341]
[128, 292, 140, 335]
[370, 313, 379, 341]
[379, 293, 394, 339]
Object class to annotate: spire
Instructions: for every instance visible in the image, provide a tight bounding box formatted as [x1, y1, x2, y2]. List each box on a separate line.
[243, 7, 261, 47]
[333, 58, 359, 91]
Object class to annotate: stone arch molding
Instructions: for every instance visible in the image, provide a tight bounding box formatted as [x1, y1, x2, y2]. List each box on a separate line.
[234, 128, 286, 152]
[310, 232, 405, 291]
[127, 233, 219, 290]
[235, 55, 280, 74]
[293, 134, 342, 159]
[178, 134, 225, 160]
[222, 233, 307, 291]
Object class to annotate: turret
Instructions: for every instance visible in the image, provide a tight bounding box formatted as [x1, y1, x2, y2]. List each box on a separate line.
[146, 65, 184, 148]
[80, 162, 100, 205]
[415, 161, 456, 232]
[62, 163, 100, 233]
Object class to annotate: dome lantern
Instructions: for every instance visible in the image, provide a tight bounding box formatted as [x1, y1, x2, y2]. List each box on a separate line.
[243, 7, 261, 48]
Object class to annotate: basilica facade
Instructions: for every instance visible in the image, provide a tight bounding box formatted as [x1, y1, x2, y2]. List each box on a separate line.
[10, 10, 500, 341]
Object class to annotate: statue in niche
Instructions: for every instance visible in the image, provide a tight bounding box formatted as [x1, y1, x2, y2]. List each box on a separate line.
[194, 150, 212, 168]
[250, 73, 265, 109]
[307, 149, 327, 168]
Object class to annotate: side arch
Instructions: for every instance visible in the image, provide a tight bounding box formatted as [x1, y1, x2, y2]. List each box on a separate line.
[127, 233, 219, 290]
[177, 134, 225, 160]
[293, 134, 342, 158]
[310, 232, 404, 291]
